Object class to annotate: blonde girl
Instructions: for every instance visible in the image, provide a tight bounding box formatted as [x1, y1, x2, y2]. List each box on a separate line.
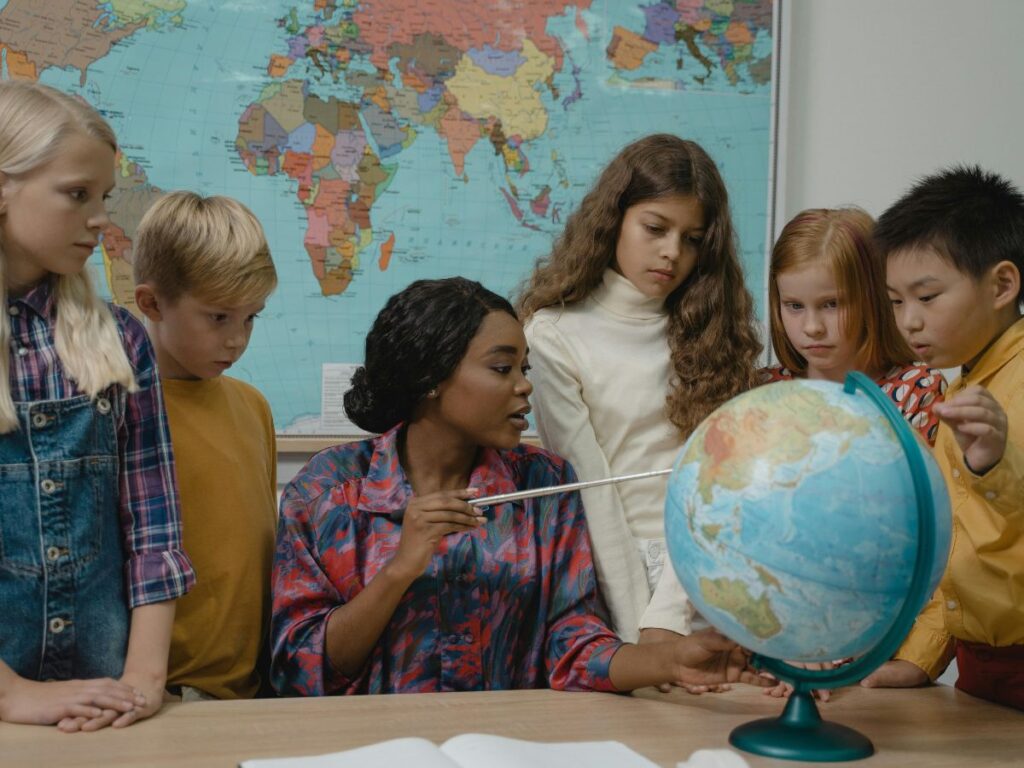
[763, 207, 945, 444]
[0, 82, 193, 730]
[517, 134, 762, 646]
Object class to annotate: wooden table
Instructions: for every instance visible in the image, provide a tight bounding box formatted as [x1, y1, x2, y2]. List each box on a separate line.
[1, 684, 1020, 767]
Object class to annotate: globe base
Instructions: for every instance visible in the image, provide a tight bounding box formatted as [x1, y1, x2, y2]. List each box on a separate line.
[729, 690, 874, 762]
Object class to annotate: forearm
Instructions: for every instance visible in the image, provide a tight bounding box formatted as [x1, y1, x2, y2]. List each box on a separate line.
[122, 600, 176, 686]
[607, 642, 673, 691]
[324, 562, 416, 679]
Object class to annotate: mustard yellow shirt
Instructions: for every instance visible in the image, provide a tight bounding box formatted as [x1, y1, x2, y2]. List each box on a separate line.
[164, 376, 277, 698]
[895, 317, 1024, 679]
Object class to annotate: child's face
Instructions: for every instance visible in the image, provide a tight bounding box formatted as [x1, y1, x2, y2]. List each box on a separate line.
[614, 194, 704, 301]
[143, 290, 265, 380]
[0, 133, 114, 293]
[776, 260, 859, 382]
[430, 311, 533, 451]
[887, 246, 1004, 369]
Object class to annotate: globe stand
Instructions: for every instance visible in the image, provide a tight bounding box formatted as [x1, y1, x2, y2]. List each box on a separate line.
[729, 688, 873, 761]
[718, 373, 941, 763]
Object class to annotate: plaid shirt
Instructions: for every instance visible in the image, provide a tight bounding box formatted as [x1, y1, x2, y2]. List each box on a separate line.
[271, 424, 623, 695]
[6, 279, 194, 607]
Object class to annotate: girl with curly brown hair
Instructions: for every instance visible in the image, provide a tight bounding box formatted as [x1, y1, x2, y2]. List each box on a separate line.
[517, 134, 762, 648]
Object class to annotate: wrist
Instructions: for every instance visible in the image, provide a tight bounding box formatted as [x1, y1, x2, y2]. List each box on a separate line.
[379, 559, 419, 591]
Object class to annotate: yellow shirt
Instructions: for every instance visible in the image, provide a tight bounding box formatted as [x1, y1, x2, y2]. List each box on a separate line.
[896, 317, 1024, 679]
[164, 376, 277, 698]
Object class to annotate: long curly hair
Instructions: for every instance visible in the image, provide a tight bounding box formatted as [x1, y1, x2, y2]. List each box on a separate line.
[516, 134, 762, 437]
[344, 277, 516, 434]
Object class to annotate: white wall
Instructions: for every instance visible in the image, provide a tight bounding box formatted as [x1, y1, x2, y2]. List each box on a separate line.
[778, 0, 1024, 226]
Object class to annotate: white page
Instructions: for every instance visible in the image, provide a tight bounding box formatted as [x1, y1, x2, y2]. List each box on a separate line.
[440, 733, 659, 768]
[240, 737, 459, 768]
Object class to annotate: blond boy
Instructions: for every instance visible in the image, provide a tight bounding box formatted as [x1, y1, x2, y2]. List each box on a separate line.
[133, 192, 278, 699]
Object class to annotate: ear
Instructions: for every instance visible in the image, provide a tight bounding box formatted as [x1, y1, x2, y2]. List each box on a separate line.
[134, 283, 164, 322]
[990, 260, 1021, 311]
[0, 171, 9, 215]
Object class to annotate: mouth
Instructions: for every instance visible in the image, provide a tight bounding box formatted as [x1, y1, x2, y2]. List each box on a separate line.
[214, 360, 234, 370]
[909, 343, 931, 357]
[802, 345, 833, 354]
[76, 242, 99, 251]
[508, 405, 531, 430]
[648, 269, 675, 282]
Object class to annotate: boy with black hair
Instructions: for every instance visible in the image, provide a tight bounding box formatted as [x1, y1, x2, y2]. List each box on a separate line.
[864, 166, 1024, 710]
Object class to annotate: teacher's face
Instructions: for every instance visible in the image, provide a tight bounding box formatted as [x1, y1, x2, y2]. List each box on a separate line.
[433, 311, 533, 450]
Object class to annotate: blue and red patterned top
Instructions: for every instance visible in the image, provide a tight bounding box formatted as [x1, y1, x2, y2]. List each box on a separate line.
[271, 424, 623, 696]
[759, 363, 947, 445]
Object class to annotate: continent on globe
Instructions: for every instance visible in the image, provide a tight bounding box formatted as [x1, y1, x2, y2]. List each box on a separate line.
[700, 576, 782, 640]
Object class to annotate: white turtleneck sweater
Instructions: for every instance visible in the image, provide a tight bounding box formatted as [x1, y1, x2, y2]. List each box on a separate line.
[524, 269, 695, 642]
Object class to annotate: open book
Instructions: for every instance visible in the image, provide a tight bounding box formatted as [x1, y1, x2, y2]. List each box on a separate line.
[240, 734, 659, 768]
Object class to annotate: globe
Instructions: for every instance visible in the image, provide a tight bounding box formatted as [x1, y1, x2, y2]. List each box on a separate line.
[664, 372, 952, 761]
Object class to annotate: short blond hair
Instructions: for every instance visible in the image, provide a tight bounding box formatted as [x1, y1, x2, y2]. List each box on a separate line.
[0, 81, 135, 434]
[133, 191, 276, 305]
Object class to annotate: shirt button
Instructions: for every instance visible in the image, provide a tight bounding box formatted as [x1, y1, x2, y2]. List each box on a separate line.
[447, 634, 459, 645]
[17, 347, 28, 357]
[946, 600, 957, 611]
[984, 491, 997, 500]
[951, 469, 961, 479]
[7, 305, 19, 316]
[46, 546, 61, 562]
[49, 617, 66, 634]
[31, 412, 49, 428]
[463, 634, 473, 644]
[95, 397, 111, 415]
[40, 478, 57, 494]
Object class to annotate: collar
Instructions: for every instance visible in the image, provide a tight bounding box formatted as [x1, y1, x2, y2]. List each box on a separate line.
[590, 268, 666, 320]
[357, 424, 521, 518]
[957, 316, 1024, 391]
[7, 278, 55, 320]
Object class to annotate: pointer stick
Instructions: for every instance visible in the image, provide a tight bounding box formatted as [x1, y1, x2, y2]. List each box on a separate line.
[470, 468, 673, 508]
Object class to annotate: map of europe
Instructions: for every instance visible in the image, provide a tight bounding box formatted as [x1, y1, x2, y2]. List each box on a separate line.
[0, 0, 774, 435]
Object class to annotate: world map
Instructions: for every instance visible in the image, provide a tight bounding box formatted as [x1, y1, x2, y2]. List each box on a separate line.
[0, 0, 774, 435]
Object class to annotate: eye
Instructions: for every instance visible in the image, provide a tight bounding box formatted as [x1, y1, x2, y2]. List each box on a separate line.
[643, 223, 664, 235]
[783, 301, 803, 311]
[102, 193, 113, 202]
[68, 189, 88, 202]
[823, 299, 838, 309]
[210, 313, 228, 323]
[246, 313, 260, 323]
[521, 363, 532, 375]
[889, 297, 902, 307]
[686, 234, 704, 246]
[492, 365, 512, 374]
[919, 294, 937, 303]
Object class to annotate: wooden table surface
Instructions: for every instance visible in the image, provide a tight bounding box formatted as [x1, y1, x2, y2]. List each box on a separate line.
[2, 684, 1020, 767]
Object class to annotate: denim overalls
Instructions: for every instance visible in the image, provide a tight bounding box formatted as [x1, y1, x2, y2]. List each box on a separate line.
[0, 390, 128, 680]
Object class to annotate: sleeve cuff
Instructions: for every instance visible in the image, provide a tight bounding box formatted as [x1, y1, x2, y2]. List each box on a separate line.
[582, 639, 623, 692]
[125, 549, 195, 608]
[894, 626, 956, 680]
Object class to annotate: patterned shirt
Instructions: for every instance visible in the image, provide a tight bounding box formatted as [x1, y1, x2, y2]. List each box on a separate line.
[271, 424, 623, 696]
[6, 279, 194, 607]
[759, 364, 947, 445]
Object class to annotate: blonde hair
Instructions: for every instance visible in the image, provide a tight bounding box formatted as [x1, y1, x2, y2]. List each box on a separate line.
[132, 191, 276, 306]
[769, 207, 913, 375]
[0, 81, 135, 434]
[517, 134, 762, 438]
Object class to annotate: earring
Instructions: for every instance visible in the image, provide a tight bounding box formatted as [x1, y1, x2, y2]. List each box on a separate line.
[427, 388, 438, 398]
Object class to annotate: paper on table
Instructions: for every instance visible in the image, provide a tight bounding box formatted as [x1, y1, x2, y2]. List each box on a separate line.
[239, 733, 659, 768]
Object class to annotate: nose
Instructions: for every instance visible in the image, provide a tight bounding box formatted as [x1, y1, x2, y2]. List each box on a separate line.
[897, 303, 924, 333]
[662, 236, 681, 262]
[802, 309, 825, 337]
[87, 201, 111, 231]
[225, 325, 249, 351]
[515, 370, 533, 397]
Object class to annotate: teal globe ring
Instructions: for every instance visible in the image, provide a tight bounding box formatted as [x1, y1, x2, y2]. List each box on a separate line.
[728, 371, 939, 762]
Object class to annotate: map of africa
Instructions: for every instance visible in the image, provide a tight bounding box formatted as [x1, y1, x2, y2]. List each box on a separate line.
[0, 0, 774, 435]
